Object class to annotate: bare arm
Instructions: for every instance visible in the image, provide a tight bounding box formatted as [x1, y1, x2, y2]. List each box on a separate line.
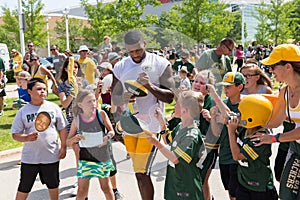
[209, 106, 224, 137]
[147, 134, 179, 164]
[40, 66, 57, 86]
[206, 84, 230, 118]
[227, 118, 246, 161]
[100, 110, 115, 139]
[59, 91, 73, 109]
[252, 127, 300, 146]
[12, 132, 39, 142]
[67, 117, 81, 147]
[266, 86, 287, 128]
[138, 65, 175, 104]
[58, 127, 67, 159]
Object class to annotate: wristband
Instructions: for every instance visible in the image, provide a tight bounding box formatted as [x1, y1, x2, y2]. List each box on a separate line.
[271, 135, 276, 143]
[275, 133, 281, 142]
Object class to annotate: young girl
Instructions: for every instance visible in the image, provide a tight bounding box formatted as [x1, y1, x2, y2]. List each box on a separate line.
[240, 63, 273, 95]
[58, 57, 82, 196]
[67, 90, 115, 200]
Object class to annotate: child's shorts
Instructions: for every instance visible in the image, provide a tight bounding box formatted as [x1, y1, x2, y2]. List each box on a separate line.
[18, 161, 60, 193]
[77, 159, 115, 179]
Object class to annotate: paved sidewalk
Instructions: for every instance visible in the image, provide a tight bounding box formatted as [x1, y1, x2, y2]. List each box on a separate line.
[0, 136, 281, 199]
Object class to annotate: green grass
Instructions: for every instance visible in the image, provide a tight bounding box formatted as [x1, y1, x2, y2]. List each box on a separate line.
[0, 93, 60, 152]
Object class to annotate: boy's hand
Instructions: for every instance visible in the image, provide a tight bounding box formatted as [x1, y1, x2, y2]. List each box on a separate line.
[201, 109, 211, 121]
[146, 133, 159, 145]
[227, 116, 239, 135]
[27, 132, 39, 141]
[58, 146, 67, 159]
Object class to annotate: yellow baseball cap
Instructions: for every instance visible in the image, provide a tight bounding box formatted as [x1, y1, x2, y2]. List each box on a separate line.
[261, 44, 300, 66]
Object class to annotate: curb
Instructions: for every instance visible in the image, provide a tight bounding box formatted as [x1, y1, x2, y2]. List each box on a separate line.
[0, 147, 22, 170]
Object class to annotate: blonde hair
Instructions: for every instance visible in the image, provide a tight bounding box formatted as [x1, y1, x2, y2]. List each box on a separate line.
[197, 69, 215, 85]
[179, 91, 204, 118]
[72, 89, 94, 116]
[240, 64, 273, 88]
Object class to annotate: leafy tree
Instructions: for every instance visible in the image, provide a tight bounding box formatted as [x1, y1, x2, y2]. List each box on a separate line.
[158, 0, 235, 47]
[1, 0, 47, 50]
[287, 0, 300, 42]
[0, 26, 20, 53]
[253, 2, 271, 44]
[254, 0, 295, 45]
[22, 0, 47, 47]
[81, 0, 161, 47]
[227, 11, 247, 46]
[0, 7, 19, 43]
[54, 17, 84, 52]
[268, 0, 294, 45]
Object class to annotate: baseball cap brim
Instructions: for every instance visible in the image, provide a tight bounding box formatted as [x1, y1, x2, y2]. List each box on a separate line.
[124, 80, 148, 97]
[216, 82, 235, 86]
[261, 56, 280, 66]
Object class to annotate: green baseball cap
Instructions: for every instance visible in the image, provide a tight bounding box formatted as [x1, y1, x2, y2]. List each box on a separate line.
[216, 72, 246, 86]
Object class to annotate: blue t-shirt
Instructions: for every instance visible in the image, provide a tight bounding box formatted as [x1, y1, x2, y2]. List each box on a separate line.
[18, 88, 31, 102]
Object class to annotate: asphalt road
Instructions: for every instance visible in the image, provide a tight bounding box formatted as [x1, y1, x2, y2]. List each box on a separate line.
[0, 134, 282, 200]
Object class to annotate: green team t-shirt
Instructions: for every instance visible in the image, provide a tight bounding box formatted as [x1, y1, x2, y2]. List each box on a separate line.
[219, 99, 240, 165]
[237, 128, 275, 192]
[172, 60, 195, 74]
[195, 49, 231, 83]
[164, 124, 204, 200]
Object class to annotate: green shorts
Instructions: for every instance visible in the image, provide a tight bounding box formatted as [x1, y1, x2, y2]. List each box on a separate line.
[77, 159, 115, 179]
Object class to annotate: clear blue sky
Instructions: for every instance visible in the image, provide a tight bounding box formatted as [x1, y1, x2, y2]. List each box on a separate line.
[0, 0, 98, 14]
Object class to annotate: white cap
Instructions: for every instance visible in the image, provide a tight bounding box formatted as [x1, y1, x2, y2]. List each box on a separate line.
[77, 45, 89, 53]
[100, 62, 113, 71]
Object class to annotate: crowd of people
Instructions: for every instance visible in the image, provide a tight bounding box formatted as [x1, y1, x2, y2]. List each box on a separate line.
[3, 29, 300, 200]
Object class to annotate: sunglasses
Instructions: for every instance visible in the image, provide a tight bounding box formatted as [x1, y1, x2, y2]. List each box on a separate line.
[28, 45, 34, 47]
[224, 44, 233, 52]
[270, 61, 287, 70]
[50, 49, 56, 51]
[32, 59, 38, 61]
[243, 74, 258, 79]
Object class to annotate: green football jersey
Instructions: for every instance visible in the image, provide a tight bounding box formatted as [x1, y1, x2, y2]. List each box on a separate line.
[164, 124, 204, 200]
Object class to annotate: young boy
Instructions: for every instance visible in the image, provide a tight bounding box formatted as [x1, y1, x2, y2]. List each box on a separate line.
[208, 72, 246, 200]
[178, 66, 191, 90]
[12, 71, 31, 109]
[227, 95, 278, 199]
[11, 78, 68, 200]
[147, 90, 205, 200]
